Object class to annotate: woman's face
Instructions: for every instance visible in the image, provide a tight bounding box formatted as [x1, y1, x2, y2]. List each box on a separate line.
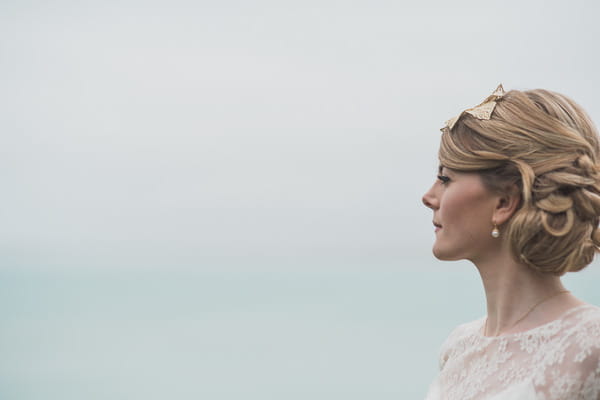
[422, 167, 500, 262]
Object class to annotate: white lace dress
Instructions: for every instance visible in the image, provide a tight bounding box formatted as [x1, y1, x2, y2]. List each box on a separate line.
[425, 305, 600, 400]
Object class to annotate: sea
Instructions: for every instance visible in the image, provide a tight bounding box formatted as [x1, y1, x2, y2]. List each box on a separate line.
[1, 259, 599, 400]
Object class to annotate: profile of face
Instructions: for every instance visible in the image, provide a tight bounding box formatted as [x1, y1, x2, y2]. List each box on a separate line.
[422, 167, 502, 262]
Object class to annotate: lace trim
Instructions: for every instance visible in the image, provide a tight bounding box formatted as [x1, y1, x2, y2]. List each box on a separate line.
[430, 304, 600, 400]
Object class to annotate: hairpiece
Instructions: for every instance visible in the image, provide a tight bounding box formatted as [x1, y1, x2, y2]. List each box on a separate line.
[442, 84, 505, 132]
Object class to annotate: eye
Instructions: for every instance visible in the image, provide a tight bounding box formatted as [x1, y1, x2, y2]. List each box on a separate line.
[437, 175, 450, 185]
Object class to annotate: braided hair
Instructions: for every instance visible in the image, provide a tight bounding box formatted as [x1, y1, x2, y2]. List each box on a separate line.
[439, 88, 600, 275]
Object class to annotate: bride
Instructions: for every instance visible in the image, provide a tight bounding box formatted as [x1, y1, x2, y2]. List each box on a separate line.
[422, 85, 600, 399]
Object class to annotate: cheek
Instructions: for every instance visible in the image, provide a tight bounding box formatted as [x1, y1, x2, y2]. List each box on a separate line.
[440, 195, 469, 222]
[441, 192, 492, 228]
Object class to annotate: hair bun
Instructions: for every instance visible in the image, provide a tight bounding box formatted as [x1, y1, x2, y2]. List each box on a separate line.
[439, 88, 600, 275]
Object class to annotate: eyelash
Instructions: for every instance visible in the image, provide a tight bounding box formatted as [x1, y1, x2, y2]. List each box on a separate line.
[437, 175, 450, 184]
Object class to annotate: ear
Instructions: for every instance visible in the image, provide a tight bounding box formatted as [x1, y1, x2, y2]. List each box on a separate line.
[492, 184, 521, 226]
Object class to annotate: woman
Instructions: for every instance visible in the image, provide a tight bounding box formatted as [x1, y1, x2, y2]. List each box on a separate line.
[422, 85, 600, 400]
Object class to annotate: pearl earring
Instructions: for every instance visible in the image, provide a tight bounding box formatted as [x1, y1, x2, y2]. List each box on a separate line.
[491, 223, 500, 238]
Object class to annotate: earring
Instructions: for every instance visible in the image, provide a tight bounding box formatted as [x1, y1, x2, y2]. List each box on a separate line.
[491, 223, 500, 238]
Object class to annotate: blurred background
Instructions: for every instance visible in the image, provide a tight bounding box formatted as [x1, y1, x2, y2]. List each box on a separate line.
[2, 0, 600, 398]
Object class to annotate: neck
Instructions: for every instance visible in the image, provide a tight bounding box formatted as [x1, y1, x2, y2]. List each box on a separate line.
[472, 246, 576, 336]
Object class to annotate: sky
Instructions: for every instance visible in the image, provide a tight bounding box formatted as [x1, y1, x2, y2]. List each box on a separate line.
[2, 0, 600, 270]
[3, 2, 600, 399]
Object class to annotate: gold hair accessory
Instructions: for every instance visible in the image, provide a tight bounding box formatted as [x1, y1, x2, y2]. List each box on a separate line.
[442, 84, 506, 132]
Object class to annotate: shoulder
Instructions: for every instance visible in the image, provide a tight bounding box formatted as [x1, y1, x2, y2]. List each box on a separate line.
[438, 317, 485, 370]
[535, 304, 600, 364]
[566, 305, 600, 361]
[532, 305, 600, 399]
[444, 317, 484, 344]
[561, 304, 600, 343]
[571, 303, 600, 327]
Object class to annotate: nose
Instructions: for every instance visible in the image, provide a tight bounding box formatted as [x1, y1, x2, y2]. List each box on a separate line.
[422, 184, 438, 210]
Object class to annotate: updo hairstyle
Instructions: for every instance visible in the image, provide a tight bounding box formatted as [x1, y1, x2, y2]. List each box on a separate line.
[439, 88, 600, 275]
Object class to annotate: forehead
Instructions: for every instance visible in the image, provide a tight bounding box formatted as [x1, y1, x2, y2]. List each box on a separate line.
[438, 165, 458, 174]
[438, 164, 480, 176]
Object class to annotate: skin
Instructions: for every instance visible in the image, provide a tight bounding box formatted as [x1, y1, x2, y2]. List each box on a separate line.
[422, 167, 585, 336]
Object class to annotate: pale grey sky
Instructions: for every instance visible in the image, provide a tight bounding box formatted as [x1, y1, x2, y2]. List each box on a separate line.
[2, 0, 599, 269]
[3, 3, 600, 399]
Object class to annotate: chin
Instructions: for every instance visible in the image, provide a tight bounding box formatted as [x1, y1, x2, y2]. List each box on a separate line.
[432, 245, 463, 261]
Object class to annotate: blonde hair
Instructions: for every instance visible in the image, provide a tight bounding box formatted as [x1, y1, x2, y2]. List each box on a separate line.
[440, 88, 600, 275]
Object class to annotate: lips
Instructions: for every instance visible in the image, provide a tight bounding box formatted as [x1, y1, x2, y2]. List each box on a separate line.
[433, 221, 442, 228]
